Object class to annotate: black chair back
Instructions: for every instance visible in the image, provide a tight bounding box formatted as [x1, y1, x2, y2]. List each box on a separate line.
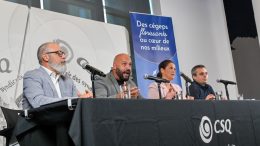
[0, 106, 22, 146]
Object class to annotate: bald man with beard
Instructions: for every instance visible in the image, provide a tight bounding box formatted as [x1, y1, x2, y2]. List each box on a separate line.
[94, 53, 142, 99]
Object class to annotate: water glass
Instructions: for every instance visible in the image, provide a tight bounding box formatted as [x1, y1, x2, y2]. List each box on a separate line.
[175, 91, 183, 100]
[237, 93, 244, 100]
[119, 83, 130, 99]
[215, 91, 223, 100]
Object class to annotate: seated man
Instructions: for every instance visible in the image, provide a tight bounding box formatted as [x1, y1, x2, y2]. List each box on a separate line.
[189, 65, 215, 100]
[22, 42, 92, 109]
[94, 53, 141, 99]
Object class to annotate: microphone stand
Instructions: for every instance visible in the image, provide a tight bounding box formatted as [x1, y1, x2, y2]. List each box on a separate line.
[223, 83, 230, 100]
[90, 73, 96, 98]
[180, 72, 192, 98]
[185, 81, 190, 98]
[156, 82, 163, 99]
[180, 77, 191, 98]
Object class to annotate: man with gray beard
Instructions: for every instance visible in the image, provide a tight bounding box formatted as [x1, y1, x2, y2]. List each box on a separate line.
[22, 42, 92, 109]
[94, 53, 142, 99]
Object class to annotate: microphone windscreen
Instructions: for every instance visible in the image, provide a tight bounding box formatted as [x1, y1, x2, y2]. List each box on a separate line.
[77, 57, 89, 67]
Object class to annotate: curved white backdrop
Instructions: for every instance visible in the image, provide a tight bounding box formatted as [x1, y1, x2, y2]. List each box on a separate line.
[0, 1, 129, 111]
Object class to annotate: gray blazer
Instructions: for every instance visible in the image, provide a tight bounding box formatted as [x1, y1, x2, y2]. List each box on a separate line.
[94, 71, 142, 99]
[22, 67, 77, 109]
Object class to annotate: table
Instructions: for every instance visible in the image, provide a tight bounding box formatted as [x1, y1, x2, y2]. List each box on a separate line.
[15, 99, 77, 146]
[15, 99, 260, 146]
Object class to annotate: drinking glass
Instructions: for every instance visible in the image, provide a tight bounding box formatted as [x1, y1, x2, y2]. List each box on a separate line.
[237, 93, 244, 100]
[215, 91, 223, 100]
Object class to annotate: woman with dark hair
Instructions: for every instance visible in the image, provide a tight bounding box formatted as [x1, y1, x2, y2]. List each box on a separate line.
[147, 60, 182, 99]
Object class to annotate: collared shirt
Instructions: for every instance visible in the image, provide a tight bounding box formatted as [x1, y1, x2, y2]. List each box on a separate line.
[41, 66, 62, 98]
[189, 81, 215, 99]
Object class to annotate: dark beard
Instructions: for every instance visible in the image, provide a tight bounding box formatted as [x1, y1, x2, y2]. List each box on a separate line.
[116, 68, 130, 82]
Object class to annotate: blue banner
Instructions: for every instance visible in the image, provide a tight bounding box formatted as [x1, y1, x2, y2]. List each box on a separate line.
[130, 12, 182, 98]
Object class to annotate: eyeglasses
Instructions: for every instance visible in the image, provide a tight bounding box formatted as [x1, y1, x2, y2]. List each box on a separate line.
[198, 72, 208, 76]
[46, 50, 66, 57]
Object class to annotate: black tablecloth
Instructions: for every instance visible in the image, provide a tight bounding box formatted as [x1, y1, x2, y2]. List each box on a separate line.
[69, 99, 260, 146]
[15, 99, 260, 146]
[15, 99, 78, 146]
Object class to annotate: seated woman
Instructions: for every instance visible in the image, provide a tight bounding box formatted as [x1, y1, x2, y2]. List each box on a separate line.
[147, 60, 182, 99]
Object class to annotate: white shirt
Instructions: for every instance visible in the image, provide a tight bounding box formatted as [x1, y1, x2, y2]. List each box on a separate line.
[41, 66, 62, 98]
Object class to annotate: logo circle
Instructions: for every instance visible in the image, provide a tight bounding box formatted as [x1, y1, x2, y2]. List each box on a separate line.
[53, 39, 74, 63]
[199, 116, 213, 143]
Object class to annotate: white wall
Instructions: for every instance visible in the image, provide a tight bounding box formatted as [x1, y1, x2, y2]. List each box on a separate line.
[252, 0, 260, 45]
[159, 0, 238, 99]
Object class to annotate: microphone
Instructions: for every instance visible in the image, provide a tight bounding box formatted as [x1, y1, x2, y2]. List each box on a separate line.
[77, 57, 88, 66]
[77, 57, 106, 77]
[216, 79, 236, 85]
[144, 74, 170, 83]
[180, 72, 192, 83]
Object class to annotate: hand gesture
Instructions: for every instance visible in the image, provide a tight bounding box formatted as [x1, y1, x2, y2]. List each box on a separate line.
[78, 90, 93, 98]
[130, 87, 140, 99]
[205, 94, 215, 100]
[165, 84, 176, 99]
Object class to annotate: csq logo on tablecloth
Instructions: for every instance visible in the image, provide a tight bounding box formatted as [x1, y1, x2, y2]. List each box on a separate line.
[199, 116, 213, 143]
[199, 116, 232, 143]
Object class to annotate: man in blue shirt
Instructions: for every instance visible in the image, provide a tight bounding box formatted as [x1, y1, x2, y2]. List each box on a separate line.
[189, 65, 215, 100]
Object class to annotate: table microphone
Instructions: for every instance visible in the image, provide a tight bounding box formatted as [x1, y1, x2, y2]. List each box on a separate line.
[216, 79, 236, 85]
[144, 74, 170, 83]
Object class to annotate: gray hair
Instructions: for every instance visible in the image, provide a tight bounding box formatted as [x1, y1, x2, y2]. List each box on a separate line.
[191, 64, 206, 76]
[37, 42, 55, 64]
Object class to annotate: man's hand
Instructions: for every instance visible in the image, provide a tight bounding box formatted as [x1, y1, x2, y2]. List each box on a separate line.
[185, 96, 194, 100]
[116, 92, 124, 99]
[205, 94, 215, 100]
[130, 87, 140, 99]
[78, 90, 93, 98]
[116, 87, 140, 99]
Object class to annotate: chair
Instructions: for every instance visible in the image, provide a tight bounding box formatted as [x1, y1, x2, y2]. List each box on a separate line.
[0, 106, 22, 146]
